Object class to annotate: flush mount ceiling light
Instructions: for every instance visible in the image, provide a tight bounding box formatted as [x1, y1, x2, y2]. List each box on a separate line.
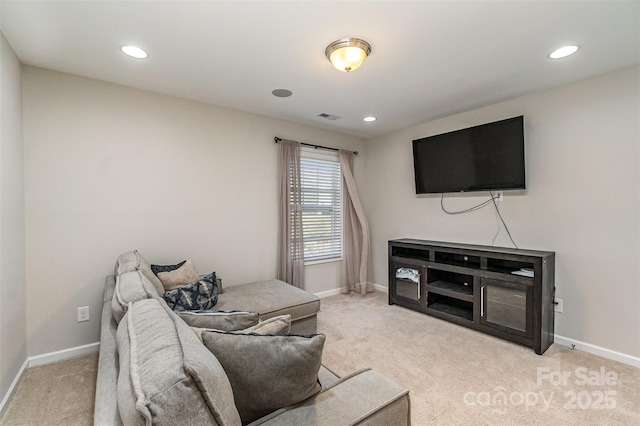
[325, 38, 371, 72]
[363, 116, 377, 122]
[548, 45, 580, 59]
[120, 45, 149, 59]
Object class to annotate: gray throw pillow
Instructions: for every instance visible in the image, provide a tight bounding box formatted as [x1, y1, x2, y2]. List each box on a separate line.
[178, 310, 260, 331]
[190, 314, 291, 341]
[238, 314, 291, 335]
[201, 331, 325, 424]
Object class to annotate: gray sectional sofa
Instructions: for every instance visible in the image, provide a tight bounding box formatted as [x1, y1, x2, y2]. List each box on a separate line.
[94, 250, 410, 425]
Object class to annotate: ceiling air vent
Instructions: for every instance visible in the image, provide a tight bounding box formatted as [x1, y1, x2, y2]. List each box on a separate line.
[317, 113, 341, 121]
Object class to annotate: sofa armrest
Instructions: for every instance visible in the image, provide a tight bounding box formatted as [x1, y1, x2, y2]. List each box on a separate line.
[94, 276, 124, 426]
[317, 365, 340, 388]
[250, 369, 410, 426]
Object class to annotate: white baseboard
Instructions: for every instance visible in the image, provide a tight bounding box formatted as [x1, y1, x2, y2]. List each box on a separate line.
[314, 287, 346, 298]
[28, 341, 100, 368]
[314, 282, 388, 299]
[554, 334, 640, 368]
[0, 357, 29, 417]
[372, 283, 388, 293]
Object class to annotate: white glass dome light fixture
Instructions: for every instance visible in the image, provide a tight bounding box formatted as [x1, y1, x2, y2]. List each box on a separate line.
[363, 116, 377, 122]
[120, 45, 149, 59]
[548, 45, 580, 59]
[325, 38, 372, 72]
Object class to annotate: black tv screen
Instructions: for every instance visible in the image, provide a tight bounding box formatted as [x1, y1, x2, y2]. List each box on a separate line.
[412, 116, 526, 194]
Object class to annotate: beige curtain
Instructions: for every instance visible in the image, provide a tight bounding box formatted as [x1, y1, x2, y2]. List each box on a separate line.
[339, 150, 371, 294]
[277, 139, 304, 288]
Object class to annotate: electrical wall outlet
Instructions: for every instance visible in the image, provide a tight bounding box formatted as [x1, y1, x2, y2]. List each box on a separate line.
[554, 298, 563, 313]
[77, 306, 90, 322]
[495, 191, 504, 202]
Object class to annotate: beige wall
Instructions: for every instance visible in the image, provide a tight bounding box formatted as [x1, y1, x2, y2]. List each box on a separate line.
[0, 32, 27, 401]
[364, 66, 640, 358]
[22, 66, 365, 356]
[13, 59, 640, 362]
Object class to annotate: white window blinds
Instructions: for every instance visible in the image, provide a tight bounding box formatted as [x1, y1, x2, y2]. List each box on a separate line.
[299, 149, 342, 262]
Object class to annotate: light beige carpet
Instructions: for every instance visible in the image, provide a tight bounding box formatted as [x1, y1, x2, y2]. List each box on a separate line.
[318, 292, 640, 425]
[1, 291, 638, 425]
[0, 352, 97, 425]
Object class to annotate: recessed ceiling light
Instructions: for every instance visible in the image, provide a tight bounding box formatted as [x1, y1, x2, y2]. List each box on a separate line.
[272, 89, 293, 98]
[363, 116, 377, 122]
[120, 45, 149, 59]
[548, 45, 579, 59]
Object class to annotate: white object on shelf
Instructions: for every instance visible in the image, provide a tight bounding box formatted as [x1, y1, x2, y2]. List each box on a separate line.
[396, 267, 419, 283]
[511, 268, 534, 277]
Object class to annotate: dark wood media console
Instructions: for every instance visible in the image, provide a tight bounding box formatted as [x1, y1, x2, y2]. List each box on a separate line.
[388, 239, 555, 354]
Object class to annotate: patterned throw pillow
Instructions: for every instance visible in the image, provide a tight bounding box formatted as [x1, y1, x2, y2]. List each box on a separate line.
[150, 260, 186, 276]
[163, 272, 218, 311]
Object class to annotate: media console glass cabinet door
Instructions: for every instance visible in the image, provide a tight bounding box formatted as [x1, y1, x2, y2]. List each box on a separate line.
[390, 262, 424, 305]
[388, 239, 555, 355]
[480, 277, 533, 338]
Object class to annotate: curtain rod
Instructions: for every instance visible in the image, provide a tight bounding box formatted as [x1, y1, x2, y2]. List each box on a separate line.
[274, 137, 358, 155]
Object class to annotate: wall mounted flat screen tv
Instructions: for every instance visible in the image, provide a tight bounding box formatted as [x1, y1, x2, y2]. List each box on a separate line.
[412, 116, 525, 194]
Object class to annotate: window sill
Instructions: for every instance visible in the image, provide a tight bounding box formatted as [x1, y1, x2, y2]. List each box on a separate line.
[304, 257, 343, 266]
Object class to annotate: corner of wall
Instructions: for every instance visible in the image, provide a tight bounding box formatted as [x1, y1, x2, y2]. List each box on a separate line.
[0, 31, 28, 410]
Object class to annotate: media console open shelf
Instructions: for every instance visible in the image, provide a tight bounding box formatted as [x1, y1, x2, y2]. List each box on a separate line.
[388, 239, 555, 354]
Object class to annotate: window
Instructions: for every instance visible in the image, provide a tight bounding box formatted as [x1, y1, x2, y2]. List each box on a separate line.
[299, 148, 342, 262]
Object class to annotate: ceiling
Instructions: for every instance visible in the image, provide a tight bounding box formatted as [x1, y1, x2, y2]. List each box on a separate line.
[1, 1, 638, 139]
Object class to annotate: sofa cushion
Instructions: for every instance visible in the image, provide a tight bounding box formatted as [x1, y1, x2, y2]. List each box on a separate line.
[191, 314, 291, 341]
[177, 310, 260, 330]
[214, 280, 320, 323]
[157, 259, 200, 291]
[115, 250, 165, 297]
[202, 331, 324, 424]
[163, 272, 218, 311]
[111, 270, 159, 323]
[150, 259, 186, 276]
[115, 250, 139, 275]
[116, 298, 241, 426]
